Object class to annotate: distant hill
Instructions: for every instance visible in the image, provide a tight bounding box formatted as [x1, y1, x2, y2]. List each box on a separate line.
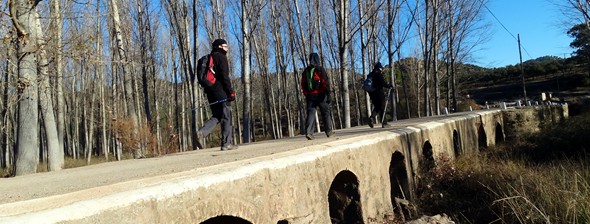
[459, 55, 590, 105]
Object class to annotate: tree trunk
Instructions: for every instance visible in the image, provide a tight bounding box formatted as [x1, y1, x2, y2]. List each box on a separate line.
[271, 1, 291, 137]
[338, 0, 351, 128]
[448, 0, 457, 112]
[172, 46, 182, 152]
[35, 11, 62, 171]
[294, 0, 309, 65]
[423, 0, 431, 117]
[137, 0, 152, 123]
[349, 44, 361, 125]
[109, 0, 140, 157]
[111, 47, 122, 161]
[183, 0, 197, 151]
[242, 0, 252, 143]
[433, 0, 440, 116]
[387, 0, 398, 121]
[2, 41, 14, 169]
[358, 1, 371, 122]
[96, 0, 109, 160]
[86, 61, 97, 164]
[80, 60, 89, 161]
[12, 0, 40, 175]
[51, 0, 65, 161]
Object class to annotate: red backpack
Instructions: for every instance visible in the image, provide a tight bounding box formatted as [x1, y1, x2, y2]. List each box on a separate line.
[196, 54, 217, 88]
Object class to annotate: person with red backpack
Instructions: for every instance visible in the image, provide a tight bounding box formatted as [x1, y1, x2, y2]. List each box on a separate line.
[301, 53, 334, 140]
[195, 39, 238, 151]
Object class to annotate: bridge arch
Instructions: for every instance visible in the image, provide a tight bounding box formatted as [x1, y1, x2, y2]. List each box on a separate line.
[192, 197, 260, 224]
[421, 141, 435, 172]
[389, 151, 411, 217]
[200, 215, 252, 224]
[328, 170, 363, 224]
[478, 124, 487, 149]
[453, 130, 462, 157]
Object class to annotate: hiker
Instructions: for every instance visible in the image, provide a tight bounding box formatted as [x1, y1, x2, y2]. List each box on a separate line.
[195, 39, 238, 151]
[366, 62, 393, 128]
[301, 53, 334, 140]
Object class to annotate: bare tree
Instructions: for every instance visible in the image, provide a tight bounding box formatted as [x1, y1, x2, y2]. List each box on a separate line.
[394, 0, 415, 119]
[432, 0, 441, 116]
[270, 0, 294, 137]
[95, 0, 109, 160]
[35, 9, 62, 171]
[444, 0, 490, 112]
[51, 0, 66, 162]
[336, 0, 351, 128]
[2, 38, 15, 170]
[11, 0, 41, 175]
[110, 0, 140, 157]
[559, 0, 590, 26]
[286, 7, 306, 136]
[332, 0, 385, 128]
[386, 0, 406, 121]
[413, 0, 435, 116]
[241, 0, 252, 143]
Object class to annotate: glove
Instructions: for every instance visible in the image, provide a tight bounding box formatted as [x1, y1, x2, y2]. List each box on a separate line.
[228, 93, 236, 102]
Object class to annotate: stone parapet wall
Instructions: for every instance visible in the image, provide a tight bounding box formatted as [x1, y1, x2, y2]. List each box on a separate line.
[501, 105, 569, 140]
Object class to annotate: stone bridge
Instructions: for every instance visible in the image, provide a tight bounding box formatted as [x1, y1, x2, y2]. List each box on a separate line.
[0, 106, 568, 224]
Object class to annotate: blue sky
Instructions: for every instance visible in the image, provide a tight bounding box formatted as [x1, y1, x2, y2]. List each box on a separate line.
[475, 0, 573, 68]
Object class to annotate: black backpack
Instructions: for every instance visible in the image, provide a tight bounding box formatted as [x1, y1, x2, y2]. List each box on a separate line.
[305, 67, 322, 91]
[363, 74, 376, 92]
[196, 54, 216, 88]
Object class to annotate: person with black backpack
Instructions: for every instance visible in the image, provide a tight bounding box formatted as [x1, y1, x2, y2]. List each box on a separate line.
[366, 62, 393, 128]
[300, 53, 334, 140]
[194, 39, 238, 151]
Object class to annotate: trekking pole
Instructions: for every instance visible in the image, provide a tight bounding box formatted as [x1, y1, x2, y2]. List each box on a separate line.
[181, 98, 228, 114]
[381, 87, 393, 124]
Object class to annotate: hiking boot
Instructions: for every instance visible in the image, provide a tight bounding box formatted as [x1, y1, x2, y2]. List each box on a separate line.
[367, 117, 374, 128]
[326, 130, 335, 138]
[305, 134, 314, 140]
[221, 144, 238, 151]
[194, 131, 204, 149]
[382, 123, 391, 128]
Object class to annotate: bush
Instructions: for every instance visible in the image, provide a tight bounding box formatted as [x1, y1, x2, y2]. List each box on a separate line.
[457, 98, 480, 112]
[521, 110, 590, 162]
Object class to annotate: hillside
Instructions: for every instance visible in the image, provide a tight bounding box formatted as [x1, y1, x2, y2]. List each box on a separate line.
[460, 56, 590, 106]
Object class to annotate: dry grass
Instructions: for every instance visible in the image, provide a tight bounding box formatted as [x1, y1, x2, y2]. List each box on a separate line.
[457, 98, 481, 112]
[415, 108, 590, 223]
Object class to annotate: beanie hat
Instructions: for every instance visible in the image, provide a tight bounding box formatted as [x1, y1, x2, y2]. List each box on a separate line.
[374, 62, 383, 70]
[212, 39, 227, 48]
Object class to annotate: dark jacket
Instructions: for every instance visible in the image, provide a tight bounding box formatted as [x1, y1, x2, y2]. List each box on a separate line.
[368, 68, 391, 91]
[301, 53, 330, 96]
[205, 48, 234, 103]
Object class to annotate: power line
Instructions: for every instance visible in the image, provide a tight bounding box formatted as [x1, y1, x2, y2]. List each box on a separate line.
[483, 3, 533, 60]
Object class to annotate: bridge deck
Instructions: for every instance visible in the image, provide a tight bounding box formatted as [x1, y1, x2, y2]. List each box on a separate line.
[0, 110, 491, 223]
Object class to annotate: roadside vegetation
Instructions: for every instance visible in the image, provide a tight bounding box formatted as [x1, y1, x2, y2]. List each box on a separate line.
[415, 104, 590, 223]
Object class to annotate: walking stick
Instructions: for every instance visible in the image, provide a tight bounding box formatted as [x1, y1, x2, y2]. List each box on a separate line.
[181, 98, 228, 114]
[381, 87, 393, 124]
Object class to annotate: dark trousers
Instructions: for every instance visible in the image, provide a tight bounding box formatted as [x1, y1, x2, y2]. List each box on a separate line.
[305, 94, 333, 135]
[369, 90, 385, 122]
[200, 102, 233, 146]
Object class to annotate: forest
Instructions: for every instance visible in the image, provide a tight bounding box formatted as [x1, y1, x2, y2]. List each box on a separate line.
[1, 0, 588, 176]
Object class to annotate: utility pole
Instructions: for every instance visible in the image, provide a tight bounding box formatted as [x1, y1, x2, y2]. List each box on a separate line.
[517, 34, 527, 103]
